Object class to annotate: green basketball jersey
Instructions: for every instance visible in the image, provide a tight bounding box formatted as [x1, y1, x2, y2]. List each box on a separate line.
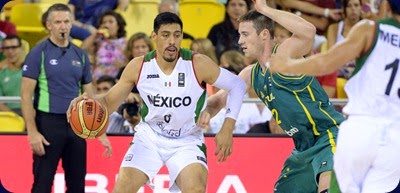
[251, 62, 344, 151]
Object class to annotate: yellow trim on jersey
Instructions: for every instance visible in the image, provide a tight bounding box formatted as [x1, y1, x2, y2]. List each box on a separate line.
[307, 86, 316, 101]
[293, 91, 320, 136]
[318, 102, 340, 125]
[272, 75, 314, 92]
[327, 129, 336, 153]
[276, 73, 306, 80]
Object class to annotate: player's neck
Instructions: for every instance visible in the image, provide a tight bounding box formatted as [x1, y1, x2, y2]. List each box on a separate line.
[156, 57, 177, 75]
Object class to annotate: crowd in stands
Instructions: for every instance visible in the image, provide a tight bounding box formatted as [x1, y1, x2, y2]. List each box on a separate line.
[0, 0, 392, 133]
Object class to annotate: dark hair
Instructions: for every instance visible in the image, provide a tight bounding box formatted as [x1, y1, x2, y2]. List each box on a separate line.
[341, 0, 361, 18]
[97, 75, 117, 86]
[3, 34, 22, 47]
[46, 3, 71, 22]
[98, 10, 127, 38]
[126, 32, 154, 60]
[239, 9, 275, 38]
[388, 0, 400, 14]
[153, 12, 183, 34]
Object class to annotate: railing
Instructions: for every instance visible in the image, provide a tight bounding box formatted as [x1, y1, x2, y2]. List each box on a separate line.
[0, 96, 349, 105]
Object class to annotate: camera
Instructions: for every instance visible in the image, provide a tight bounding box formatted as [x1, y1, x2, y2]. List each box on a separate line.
[118, 102, 140, 116]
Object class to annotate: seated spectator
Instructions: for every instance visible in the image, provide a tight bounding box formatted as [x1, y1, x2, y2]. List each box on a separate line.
[81, 10, 127, 80]
[158, 0, 194, 40]
[361, 0, 391, 20]
[68, 0, 118, 40]
[0, 19, 17, 61]
[0, 35, 25, 115]
[190, 38, 218, 63]
[327, 0, 362, 80]
[207, 0, 252, 59]
[117, 32, 154, 79]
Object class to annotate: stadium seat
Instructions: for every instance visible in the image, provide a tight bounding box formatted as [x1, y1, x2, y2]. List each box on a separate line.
[9, 3, 52, 49]
[336, 78, 348, 98]
[0, 112, 25, 132]
[116, 0, 160, 37]
[1, 0, 24, 20]
[181, 39, 192, 49]
[179, 0, 225, 38]
[39, 0, 69, 4]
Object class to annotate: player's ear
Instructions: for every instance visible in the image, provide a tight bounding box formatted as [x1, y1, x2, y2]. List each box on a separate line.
[260, 29, 271, 41]
[151, 31, 157, 41]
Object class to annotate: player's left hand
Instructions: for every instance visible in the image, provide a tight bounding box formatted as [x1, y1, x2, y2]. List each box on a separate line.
[98, 133, 112, 158]
[214, 119, 234, 163]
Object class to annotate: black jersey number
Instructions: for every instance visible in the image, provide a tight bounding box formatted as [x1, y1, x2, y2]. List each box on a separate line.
[384, 59, 400, 98]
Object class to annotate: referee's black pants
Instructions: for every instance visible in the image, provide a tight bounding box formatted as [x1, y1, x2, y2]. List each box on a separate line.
[31, 111, 86, 193]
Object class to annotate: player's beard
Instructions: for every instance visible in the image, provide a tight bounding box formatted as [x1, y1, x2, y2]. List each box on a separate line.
[163, 46, 178, 62]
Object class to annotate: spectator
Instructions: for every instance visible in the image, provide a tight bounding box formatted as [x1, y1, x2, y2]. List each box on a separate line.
[190, 38, 218, 64]
[0, 35, 25, 115]
[0, 19, 18, 61]
[125, 32, 153, 61]
[328, 0, 362, 79]
[117, 32, 154, 80]
[207, 0, 252, 59]
[67, 0, 118, 40]
[81, 10, 127, 80]
[20, 4, 112, 193]
[158, 0, 195, 40]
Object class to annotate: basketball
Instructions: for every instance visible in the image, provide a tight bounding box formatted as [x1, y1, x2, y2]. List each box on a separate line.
[69, 98, 109, 139]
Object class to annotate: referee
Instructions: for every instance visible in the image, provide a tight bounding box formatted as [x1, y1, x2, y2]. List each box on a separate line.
[20, 4, 111, 193]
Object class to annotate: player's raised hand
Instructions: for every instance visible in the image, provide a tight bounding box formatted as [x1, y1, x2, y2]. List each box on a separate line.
[66, 92, 90, 122]
[253, 0, 270, 13]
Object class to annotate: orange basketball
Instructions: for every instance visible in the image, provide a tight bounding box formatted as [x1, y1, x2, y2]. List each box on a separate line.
[69, 98, 109, 139]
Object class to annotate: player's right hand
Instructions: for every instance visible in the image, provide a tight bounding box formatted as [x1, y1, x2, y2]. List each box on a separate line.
[66, 92, 90, 123]
[28, 130, 50, 156]
[196, 110, 211, 128]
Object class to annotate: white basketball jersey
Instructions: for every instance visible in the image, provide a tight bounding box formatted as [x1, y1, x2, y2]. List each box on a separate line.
[343, 19, 400, 121]
[137, 49, 207, 138]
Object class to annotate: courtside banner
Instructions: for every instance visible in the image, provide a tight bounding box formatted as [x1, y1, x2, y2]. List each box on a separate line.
[0, 135, 293, 193]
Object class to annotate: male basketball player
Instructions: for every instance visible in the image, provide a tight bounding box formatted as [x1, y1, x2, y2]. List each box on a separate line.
[67, 12, 246, 193]
[269, 1, 400, 192]
[198, 0, 345, 192]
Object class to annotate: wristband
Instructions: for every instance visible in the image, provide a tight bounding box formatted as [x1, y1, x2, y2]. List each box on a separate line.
[324, 8, 330, 17]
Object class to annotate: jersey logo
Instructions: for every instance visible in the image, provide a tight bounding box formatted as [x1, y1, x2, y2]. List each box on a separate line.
[178, 73, 185, 87]
[285, 126, 299, 136]
[49, 59, 58, 65]
[72, 60, 82, 67]
[147, 74, 160, 79]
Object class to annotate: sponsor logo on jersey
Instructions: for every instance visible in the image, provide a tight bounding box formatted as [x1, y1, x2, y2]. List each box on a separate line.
[320, 161, 327, 168]
[147, 94, 192, 108]
[22, 65, 28, 71]
[124, 154, 133, 161]
[197, 156, 207, 164]
[72, 60, 82, 67]
[178, 73, 185, 87]
[49, 59, 58, 65]
[147, 74, 160, 79]
[285, 126, 299, 136]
